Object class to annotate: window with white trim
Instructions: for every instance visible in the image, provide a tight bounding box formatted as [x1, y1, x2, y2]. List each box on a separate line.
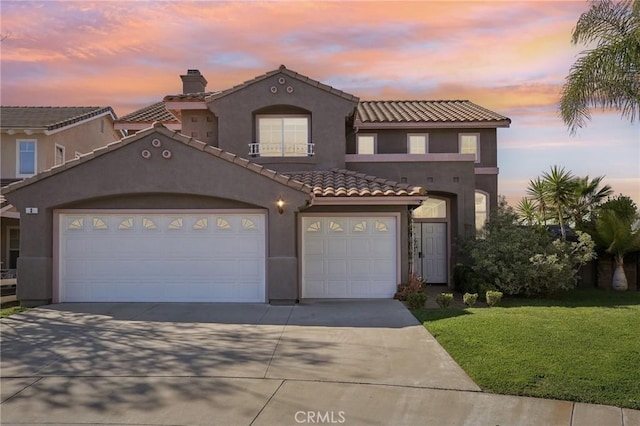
[475, 191, 488, 231]
[254, 115, 311, 157]
[407, 134, 428, 154]
[459, 133, 480, 163]
[356, 134, 376, 155]
[17, 140, 37, 177]
[55, 144, 65, 166]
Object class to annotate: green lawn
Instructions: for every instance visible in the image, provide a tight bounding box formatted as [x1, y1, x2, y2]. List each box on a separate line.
[412, 290, 640, 409]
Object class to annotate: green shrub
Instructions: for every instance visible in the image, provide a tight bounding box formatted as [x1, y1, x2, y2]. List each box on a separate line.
[463, 292, 478, 307]
[406, 292, 428, 310]
[465, 201, 595, 297]
[452, 263, 491, 296]
[394, 273, 426, 301]
[436, 293, 454, 308]
[486, 290, 503, 307]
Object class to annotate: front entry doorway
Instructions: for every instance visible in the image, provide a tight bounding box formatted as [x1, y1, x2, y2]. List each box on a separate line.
[413, 222, 447, 284]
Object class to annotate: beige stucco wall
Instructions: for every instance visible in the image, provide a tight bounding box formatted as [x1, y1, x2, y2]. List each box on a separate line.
[1, 114, 121, 179]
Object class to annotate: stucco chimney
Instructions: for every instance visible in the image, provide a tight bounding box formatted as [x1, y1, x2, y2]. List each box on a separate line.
[180, 69, 208, 94]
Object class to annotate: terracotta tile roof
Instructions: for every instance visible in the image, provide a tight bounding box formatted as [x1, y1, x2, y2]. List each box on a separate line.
[206, 65, 359, 103]
[286, 169, 425, 197]
[163, 92, 219, 102]
[356, 100, 510, 124]
[115, 102, 180, 125]
[0, 106, 117, 130]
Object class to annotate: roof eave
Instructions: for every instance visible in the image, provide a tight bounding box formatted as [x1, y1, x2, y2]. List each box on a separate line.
[355, 120, 511, 129]
[309, 195, 427, 206]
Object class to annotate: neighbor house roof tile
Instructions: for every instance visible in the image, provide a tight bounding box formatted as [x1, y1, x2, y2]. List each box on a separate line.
[0, 106, 117, 130]
[115, 102, 180, 125]
[163, 92, 219, 102]
[356, 100, 510, 124]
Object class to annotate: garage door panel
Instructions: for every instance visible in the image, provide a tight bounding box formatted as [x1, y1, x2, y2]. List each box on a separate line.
[302, 216, 398, 299]
[59, 213, 266, 302]
[327, 239, 348, 255]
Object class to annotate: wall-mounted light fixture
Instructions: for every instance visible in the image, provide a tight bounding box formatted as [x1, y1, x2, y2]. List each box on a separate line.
[276, 196, 285, 214]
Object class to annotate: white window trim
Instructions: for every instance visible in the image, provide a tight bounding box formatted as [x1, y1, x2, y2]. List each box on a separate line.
[459, 133, 480, 163]
[55, 144, 66, 166]
[407, 133, 428, 154]
[474, 190, 490, 231]
[356, 133, 377, 155]
[255, 114, 311, 157]
[16, 139, 37, 178]
[75, 151, 83, 159]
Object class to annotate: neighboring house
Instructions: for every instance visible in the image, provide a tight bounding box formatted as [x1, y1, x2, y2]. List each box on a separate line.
[0, 106, 123, 276]
[2, 66, 510, 306]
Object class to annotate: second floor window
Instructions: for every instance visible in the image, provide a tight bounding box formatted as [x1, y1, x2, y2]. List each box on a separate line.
[357, 134, 376, 154]
[254, 115, 311, 157]
[55, 144, 65, 166]
[408, 134, 428, 154]
[17, 140, 37, 177]
[459, 133, 480, 163]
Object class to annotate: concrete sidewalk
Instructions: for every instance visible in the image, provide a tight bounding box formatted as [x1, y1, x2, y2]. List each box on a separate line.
[1, 301, 638, 425]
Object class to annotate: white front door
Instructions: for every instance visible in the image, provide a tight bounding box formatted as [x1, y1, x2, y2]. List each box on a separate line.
[57, 212, 266, 302]
[302, 216, 398, 298]
[413, 222, 447, 283]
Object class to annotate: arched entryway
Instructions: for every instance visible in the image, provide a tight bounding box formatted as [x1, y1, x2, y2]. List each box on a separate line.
[411, 197, 449, 284]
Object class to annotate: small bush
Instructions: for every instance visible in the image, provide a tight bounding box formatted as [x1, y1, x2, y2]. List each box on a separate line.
[436, 293, 454, 308]
[406, 292, 428, 310]
[486, 290, 503, 307]
[463, 292, 478, 307]
[394, 273, 426, 301]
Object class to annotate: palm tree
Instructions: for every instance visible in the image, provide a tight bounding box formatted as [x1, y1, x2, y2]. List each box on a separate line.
[541, 166, 577, 241]
[595, 209, 640, 290]
[559, 0, 640, 134]
[516, 197, 539, 226]
[568, 175, 613, 229]
[526, 177, 549, 225]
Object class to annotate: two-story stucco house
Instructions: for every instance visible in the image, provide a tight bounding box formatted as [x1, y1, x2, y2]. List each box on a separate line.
[2, 67, 509, 306]
[0, 106, 122, 276]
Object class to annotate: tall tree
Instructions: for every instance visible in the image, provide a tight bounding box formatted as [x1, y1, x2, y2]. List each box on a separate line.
[559, 0, 640, 133]
[541, 166, 577, 241]
[568, 175, 613, 229]
[594, 208, 640, 290]
[526, 177, 549, 225]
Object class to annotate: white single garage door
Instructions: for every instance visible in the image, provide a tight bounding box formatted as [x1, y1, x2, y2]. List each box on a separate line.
[302, 216, 398, 298]
[58, 212, 266, 302]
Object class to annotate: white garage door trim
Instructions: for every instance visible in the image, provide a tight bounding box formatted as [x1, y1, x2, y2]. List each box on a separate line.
[54, 209, 267, 303]
[301, 213, 401, 299]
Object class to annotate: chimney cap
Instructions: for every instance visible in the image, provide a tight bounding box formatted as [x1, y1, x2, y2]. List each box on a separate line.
[186, 69, 201, 75]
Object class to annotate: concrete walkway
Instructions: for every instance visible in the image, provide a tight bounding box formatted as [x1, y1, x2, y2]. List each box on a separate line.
[1, 300, 638, 425]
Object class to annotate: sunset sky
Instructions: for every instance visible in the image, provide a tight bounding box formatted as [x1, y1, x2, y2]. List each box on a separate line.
[1, 0, 638, 205]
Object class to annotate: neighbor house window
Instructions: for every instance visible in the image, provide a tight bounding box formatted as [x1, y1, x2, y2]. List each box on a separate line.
[17, 140, 37, 177]
[55, 144, 65, 166]
[459, 133, 480, 163]
[475, 191, 488, 231]
[408, 134, 428, 154]
[356, 134, 376, 155]
[254, 115, 311, 157]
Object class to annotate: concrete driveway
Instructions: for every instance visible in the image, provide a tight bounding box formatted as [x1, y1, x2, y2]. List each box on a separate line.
[1, 301, 637, 425]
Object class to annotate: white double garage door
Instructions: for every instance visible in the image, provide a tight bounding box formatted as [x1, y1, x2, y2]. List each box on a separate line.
[57, 212, 398, 302]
